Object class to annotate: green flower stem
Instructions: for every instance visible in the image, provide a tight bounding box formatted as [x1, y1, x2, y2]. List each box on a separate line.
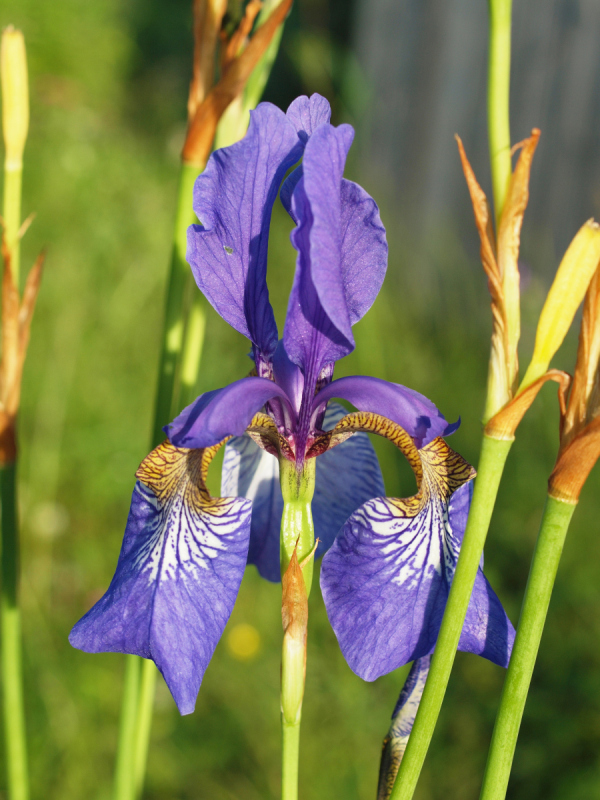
[133, 659, 158, 799]
[151, 161, 204, 446]
[281, 721, 301, 800]
[390, 433, 513, 800]
[279, 458, 316, 592]
[1, 463, 29, 800]
[113, 655, 141, 800]
[479, 495, 576, 800]
[279, 458, 316, 800]
[488, 0, 513, 225]
[3, 163, 22, 283]
[177, 290, 207, 412]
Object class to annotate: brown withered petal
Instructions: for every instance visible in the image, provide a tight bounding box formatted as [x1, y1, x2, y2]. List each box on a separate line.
[222, 0, 263, 69]
[496, 129, 540, 391]
[484, 369, 571, 441]
[182, 0, 292, 167]
[562, 265, 600, 447]
[188, 0, 228, 120]
[0, 238, 21, 414]
[549, 415, 600, 503]
[455, 135, 502, 308]
[0, 237, 45, 465]
[281, 544, 309, 646]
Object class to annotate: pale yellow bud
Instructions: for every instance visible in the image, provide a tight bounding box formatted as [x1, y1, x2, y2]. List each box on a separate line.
[1, 27, 29, 170]
[520, 219, 600, 391]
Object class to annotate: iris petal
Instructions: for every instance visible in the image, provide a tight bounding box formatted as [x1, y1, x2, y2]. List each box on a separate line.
[69, 443, 252, 715]
[166, 376, 292, 449]
[313, 375, 456, 448]
[320, 438, 514, 680]
[187, 102, 303, 357]
[378, 656, 431, 800]
[283, 123, 388, 387]
[221, 402, 385, 581]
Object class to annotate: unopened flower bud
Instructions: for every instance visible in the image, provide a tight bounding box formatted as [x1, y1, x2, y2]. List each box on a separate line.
[1, 27, 29, 169]
[520, 219, 600, 390]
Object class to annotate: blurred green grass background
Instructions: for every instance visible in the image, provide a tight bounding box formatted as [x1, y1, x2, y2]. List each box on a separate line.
[1, 0, 600, 798]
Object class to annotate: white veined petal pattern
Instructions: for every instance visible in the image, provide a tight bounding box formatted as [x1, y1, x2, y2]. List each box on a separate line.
[321, 432, 514, 679]
[70, 442, 252, 715]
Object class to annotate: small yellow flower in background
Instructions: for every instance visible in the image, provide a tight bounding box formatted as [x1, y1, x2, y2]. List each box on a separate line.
[226, 623, 261, 661]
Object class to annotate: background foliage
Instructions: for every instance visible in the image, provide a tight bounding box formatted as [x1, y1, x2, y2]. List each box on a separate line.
[1, 0, 599, 798]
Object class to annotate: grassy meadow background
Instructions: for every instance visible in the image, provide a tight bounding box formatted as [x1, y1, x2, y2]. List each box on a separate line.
[1, 0, 600, 798]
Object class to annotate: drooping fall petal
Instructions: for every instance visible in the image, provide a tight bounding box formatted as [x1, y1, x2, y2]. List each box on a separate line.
[69, 442, 252, 715]
[377, 657, 431, 800]
[320, 416, 514, 679]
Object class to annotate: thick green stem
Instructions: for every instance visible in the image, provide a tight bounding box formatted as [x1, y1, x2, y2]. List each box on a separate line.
[151, 161, 204, 446]
[279, 458, 316, 592]
[1, 463, 29, 800]
[488, 0, 513, 226]
[390, 434, 513, 800]
[133, 659, 158, 799]
[281, 721, 301, 800]
[177, 290, 207, 412]
[113, 655, 141, 800]
[479, 495, 576, 800]
[279, 458, 316, 800]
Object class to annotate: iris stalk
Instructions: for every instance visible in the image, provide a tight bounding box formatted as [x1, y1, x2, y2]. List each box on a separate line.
[479, 497, 575, 800]
[280, 458, 316, 800]
[1, 28, 29, 800]
[488, 0, 513, 224]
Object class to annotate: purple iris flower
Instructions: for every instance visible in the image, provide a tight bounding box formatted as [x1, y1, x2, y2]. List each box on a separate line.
[70, 94, 514, 715]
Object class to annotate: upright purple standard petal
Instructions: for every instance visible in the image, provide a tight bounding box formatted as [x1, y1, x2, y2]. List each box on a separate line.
[321, 439, 514, 680]
[283, 123, 388, 389]
[314, 375, 456, 448]
[70, 444, 252, 715]
[187, 102, 303, 357]
[286, 93, 331, 142]
[166, 376, 293, 449]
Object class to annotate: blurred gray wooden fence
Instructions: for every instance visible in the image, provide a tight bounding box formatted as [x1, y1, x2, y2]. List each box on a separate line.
[353, 0, 600, 268]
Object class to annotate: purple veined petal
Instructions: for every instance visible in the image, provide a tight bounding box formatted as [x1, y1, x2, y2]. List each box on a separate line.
[313, 402, 385, 557]
[221, 402, 385, 581]
[286, 93, 331, 142]
[69, 444, 252, 715]
[273, 340, 304, 416]
[321, 441, 513, 680]
[166, 376, 293, 449]
[222, 433, 283, 583]
[377, 656, 431, 800]
[313, 375, 457, 449]
[283, 123, 388, 391]
[187, 102, 303, 357]
[281, 94, 332, 219]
